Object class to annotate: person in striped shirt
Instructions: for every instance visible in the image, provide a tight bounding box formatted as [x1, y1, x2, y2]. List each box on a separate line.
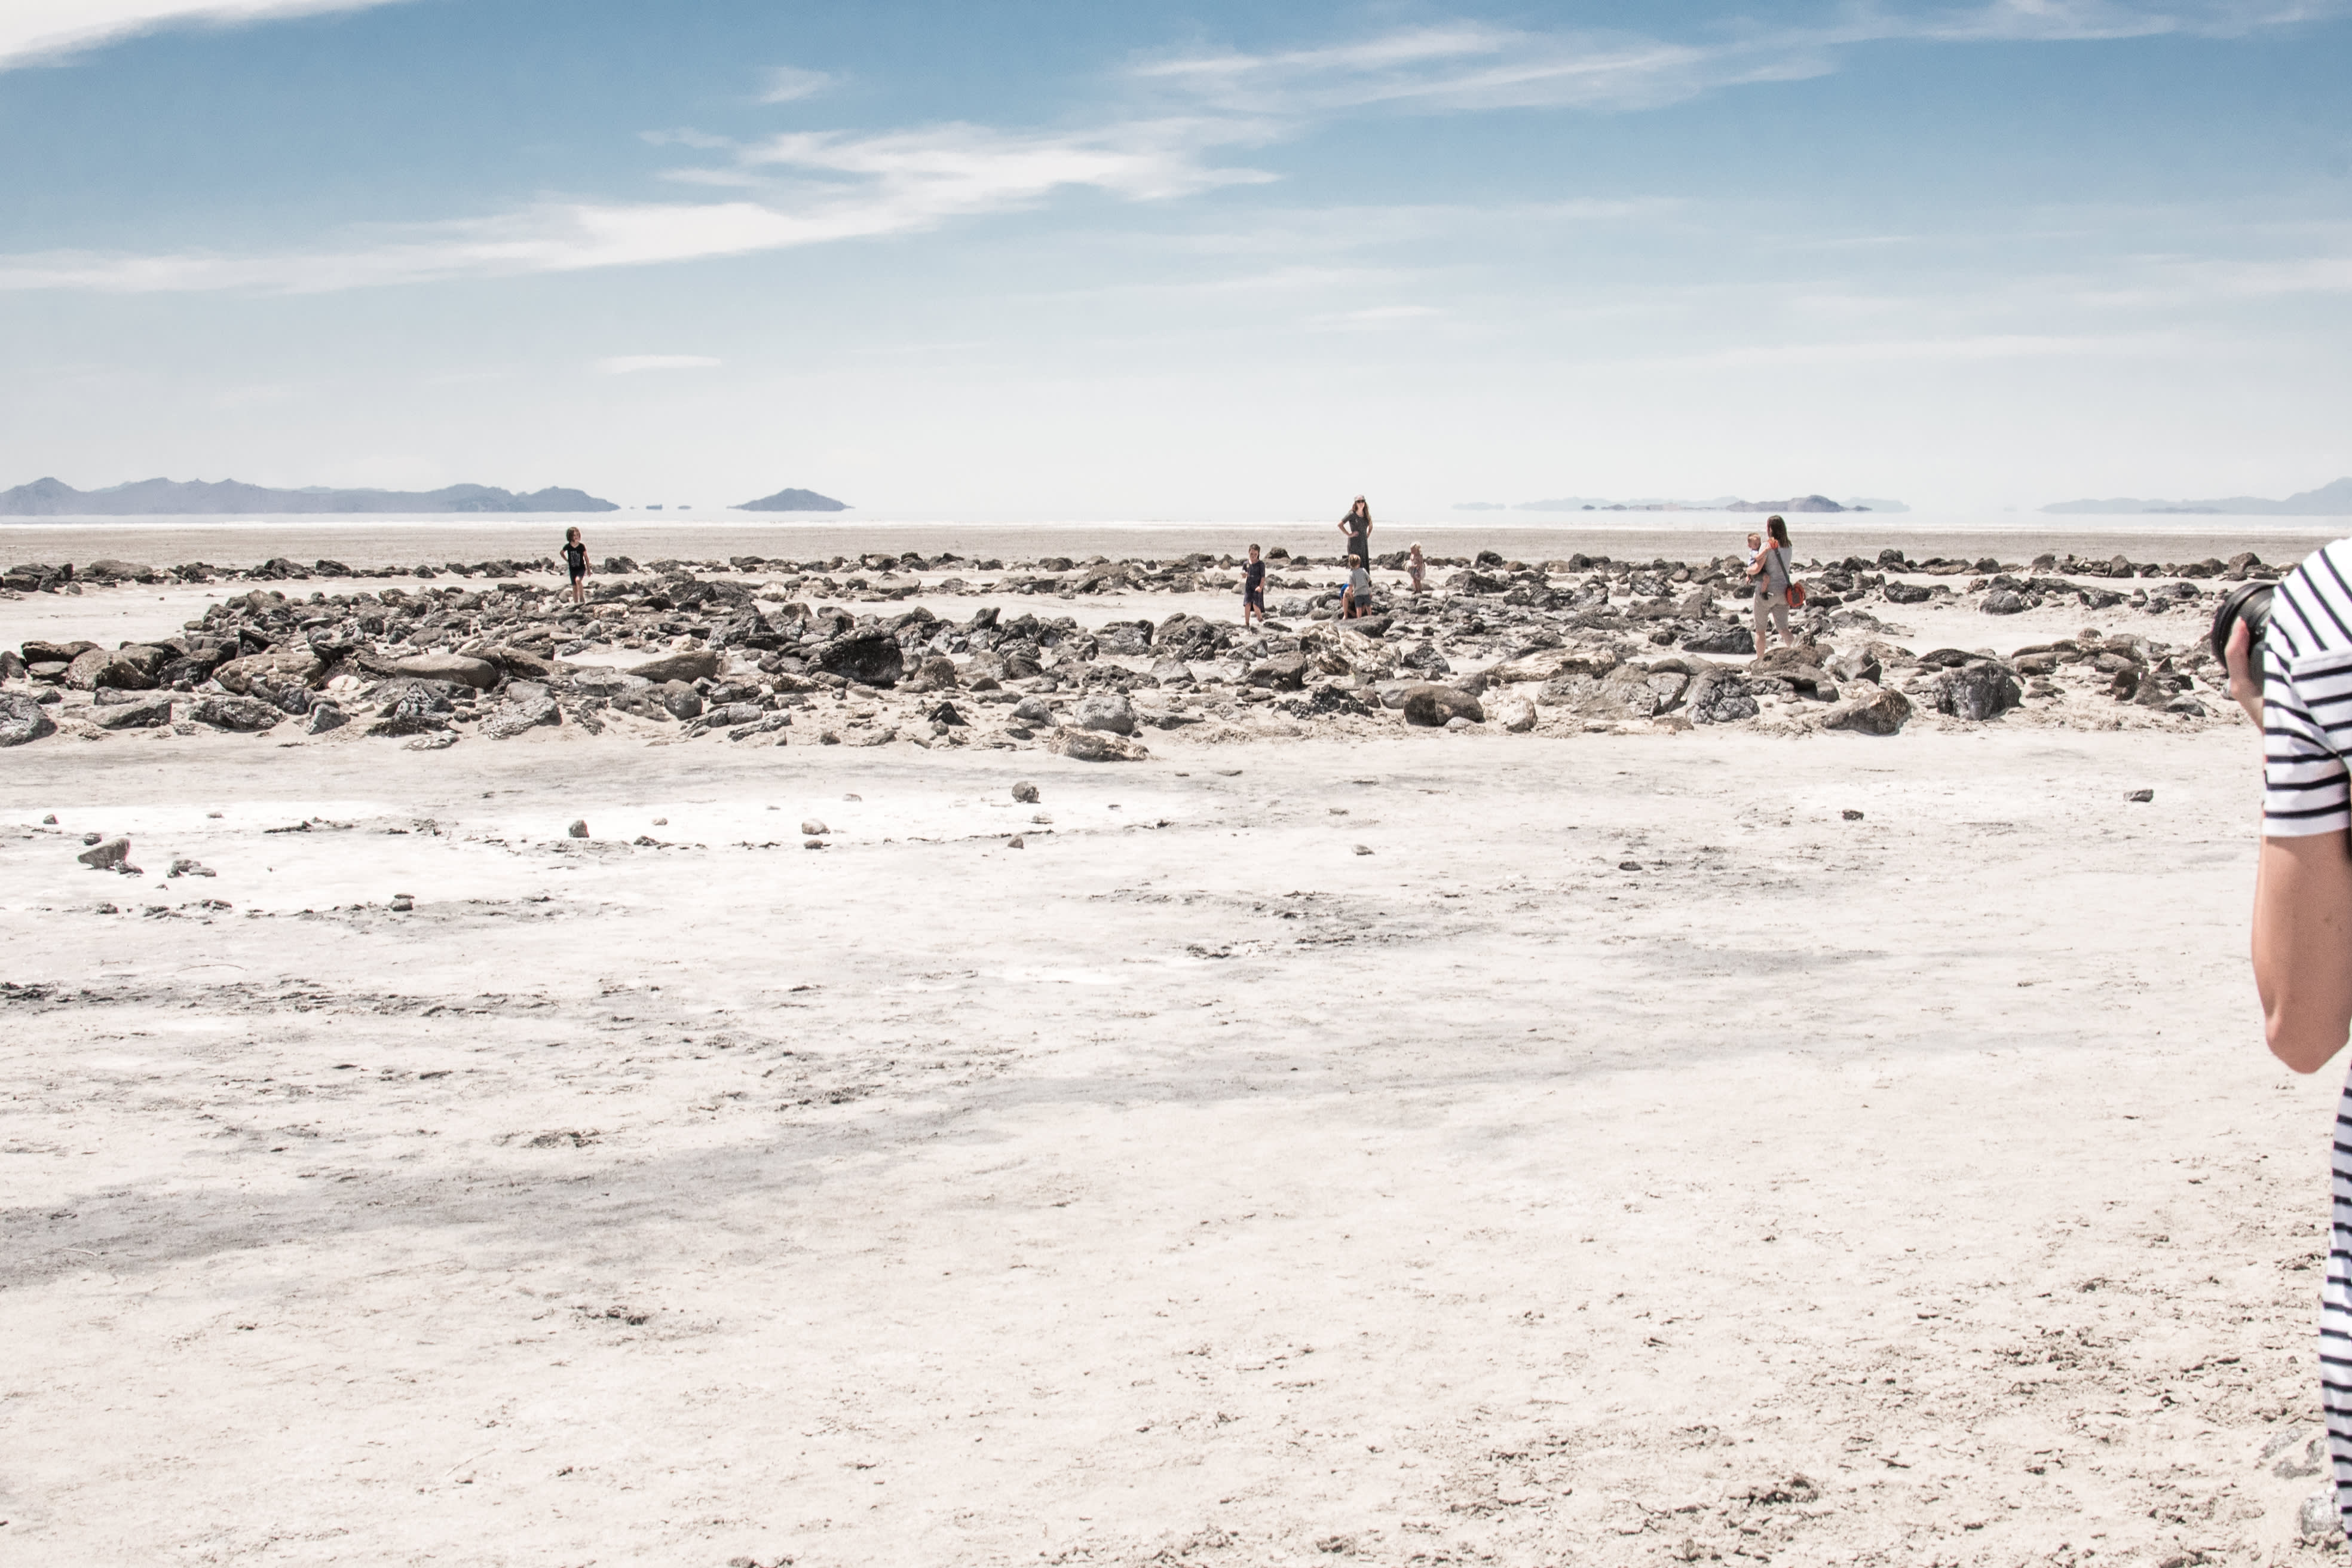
[2225, 537, 2352, 1539]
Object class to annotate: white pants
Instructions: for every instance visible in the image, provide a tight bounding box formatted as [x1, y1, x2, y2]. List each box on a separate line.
[1752, 590, 1788, 641]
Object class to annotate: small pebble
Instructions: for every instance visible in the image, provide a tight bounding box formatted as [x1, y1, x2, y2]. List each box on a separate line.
[1008, 835, 1025, 849]
[801, 820, 828, 837]
[1842, 809, 1864, 821]
[1012, 782, 1040, 803]
[2126, 788, 2154, 803]
[1354, 844, 1373, 856]
[390, 893, 414, 912]
[567, 820, 590, 838]
[803, 838, 826, 850]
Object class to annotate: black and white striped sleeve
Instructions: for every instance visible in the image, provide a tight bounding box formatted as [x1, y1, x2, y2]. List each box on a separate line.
[2264, 544, 2352, 838]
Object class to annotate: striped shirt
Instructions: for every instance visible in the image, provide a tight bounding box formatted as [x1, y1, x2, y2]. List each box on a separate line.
[2265, 540, 2352, 836]
[2262, 539, 2352, 1536]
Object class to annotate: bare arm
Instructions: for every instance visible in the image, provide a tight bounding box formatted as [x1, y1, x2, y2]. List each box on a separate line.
[2255, 833, 2352, 1072]
[2234, 618, 2352, 1069]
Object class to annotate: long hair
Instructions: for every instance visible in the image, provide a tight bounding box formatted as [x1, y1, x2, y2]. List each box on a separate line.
[1765, 515, 1789, 547]
[1350, 497, 1371, 526]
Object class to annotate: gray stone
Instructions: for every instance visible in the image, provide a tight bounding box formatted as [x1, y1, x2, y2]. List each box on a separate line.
[813, 632, 904, 687]
[1012, 696, 1056, 725]
[189, 696, 286, 733]
[1685, 669, 1759, 725]
[0, 691, 57, 747]
[1823, 684, 1912, 736]
[78, 836, 130, 870]
[1149, 657, 1194, 685]
[405, 732, 458, 751]
[1882, 580, 1931, 605]
[388, 653, 499, 689]
[659, 682, 704, 720]
[1680, 623, 1756, 655]
[1250, 653, 1310, 691]
[626, 648, 722, 685]
[482, 695, 561, 739]
[801, 820, 828, 836]
[1980, 589, 2029, 615]
[1826, 648, 1884, 685]
[1401, 684, 1484, 727]
[1055, 728, 1150, 761]
[90, 696, 174, 730]
[1933, 662, 2022, 721]
[1073, 693, 1137, 735]
[1012, 782, 1040, 803]
[1500, 699, 1537, 733]
[568, 820, 590, 839]
[213, 648, 325, 696]
[169, 858, 216, 878]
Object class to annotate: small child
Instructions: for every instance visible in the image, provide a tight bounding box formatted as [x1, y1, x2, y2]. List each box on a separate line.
[1341, 559, 1375, 619]
[563, 526, 590, 605]
[1407, 542, 1425, 595]
[1242, 544, 1267, 628]
[1744, 532, 1762, 575]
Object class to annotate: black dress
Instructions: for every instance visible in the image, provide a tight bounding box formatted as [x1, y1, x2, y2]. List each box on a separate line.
[1342, 514, 1370, 565]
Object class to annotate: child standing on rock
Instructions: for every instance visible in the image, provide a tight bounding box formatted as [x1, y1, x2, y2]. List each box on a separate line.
[1243, 544, 1267, 628]
[563, 527, 590, 606]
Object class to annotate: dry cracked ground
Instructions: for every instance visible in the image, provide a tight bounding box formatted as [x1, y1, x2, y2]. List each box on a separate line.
[1, 726, 2345, 1567]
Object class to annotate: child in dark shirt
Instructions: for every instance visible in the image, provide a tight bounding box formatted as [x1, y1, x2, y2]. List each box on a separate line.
[562, 527, 590, 606]
[1242, 544, 1267, 628]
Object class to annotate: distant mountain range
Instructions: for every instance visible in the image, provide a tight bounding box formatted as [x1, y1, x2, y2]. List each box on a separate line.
[733, 487, 849, 513]
[2042, 477, 2352, 515]
[0, 476, 615, 516]
[1459, 494, 1906, 514]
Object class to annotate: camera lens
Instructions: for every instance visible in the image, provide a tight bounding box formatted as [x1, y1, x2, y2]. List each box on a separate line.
[2210, 580, 2274, 678]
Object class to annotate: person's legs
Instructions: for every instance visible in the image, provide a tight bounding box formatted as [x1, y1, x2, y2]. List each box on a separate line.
[1771, 598, 1790, 646]
[1752, 592, 1769, 656]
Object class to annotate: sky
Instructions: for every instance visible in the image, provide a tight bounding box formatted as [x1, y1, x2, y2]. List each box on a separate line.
[1, 0, 2347, 519]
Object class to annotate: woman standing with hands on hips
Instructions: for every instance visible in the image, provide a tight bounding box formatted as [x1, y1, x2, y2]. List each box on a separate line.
[1340, 496, 1372, 567]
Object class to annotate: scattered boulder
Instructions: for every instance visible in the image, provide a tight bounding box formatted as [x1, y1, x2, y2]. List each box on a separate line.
[1684, 669, 1759, 725]
[1933, 662, 2022, 721]
[567, 820, 590, 839]
[801, 820, 828, 836]
[305, 702, 348, 735]
[168, 857, 216, 878]
[1401, 684, 1484, 727]
[1882, 580, 1932, 605]
[626, 648, 721, 685]
[388, 653, 499, 690]
[1250, 653, 1310, 691]
[659, 682, 704, 721]
[1073, 693, 1137, 735]
[813, 631, 904, 687]
[213, 648, 325, 696]
[90, 695, 174, 730]
[1823, 684, 1913, 736]
[188, 696, 285, 733]
[1500, 699, 1537, 733]
[78, 837, 130, 871]
[483, 694, 561, 739]
[1981, 589, 2029, 615]
[1055, 728, 1151, 761]
[1012, 782, 1040, 803]
[0, 691, 60, 746]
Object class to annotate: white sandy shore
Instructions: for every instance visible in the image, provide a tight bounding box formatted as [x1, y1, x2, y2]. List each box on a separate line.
[2, 716, 2344, 1566]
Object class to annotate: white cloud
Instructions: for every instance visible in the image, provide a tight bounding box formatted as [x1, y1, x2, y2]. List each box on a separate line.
[598, 354, 722, 374]
[0, 0, 411, 71]
[1131, 2, 2345, 115]
[760, 65, 835, 103]
[1310, 304, 1443, 330]
[0, 119, 1277, 293]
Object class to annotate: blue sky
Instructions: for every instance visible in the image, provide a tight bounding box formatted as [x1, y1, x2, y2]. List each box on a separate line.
[1, 0, 2347, 517]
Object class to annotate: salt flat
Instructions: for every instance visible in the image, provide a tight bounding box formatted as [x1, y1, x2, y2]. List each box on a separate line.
[1, 721, 2340, 1567]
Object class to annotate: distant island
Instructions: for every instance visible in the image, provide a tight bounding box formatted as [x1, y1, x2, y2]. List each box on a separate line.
[733, 487, 849, 513]
[2042, 477, 2352, 516]
[0, 476, 616, 516]
[1459, 493, 1903, 514]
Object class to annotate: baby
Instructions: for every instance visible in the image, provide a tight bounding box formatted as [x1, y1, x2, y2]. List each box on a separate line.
[1744, 532, 1762, 574]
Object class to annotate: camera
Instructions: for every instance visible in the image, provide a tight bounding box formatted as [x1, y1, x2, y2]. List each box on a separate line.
[2210, 581, 2274, 690]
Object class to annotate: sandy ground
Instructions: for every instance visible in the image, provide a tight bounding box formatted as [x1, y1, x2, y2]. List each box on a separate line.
[4, 705, 2349, 1567]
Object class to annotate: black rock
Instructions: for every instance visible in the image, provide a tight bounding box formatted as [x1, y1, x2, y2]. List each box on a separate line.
[0, 690, 59, 746]
[1933, 662, 2022, 721]
[814, 630, 905, 687]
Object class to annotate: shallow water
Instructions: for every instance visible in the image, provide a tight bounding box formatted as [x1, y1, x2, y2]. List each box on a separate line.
[1, 510, 2344, 572]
